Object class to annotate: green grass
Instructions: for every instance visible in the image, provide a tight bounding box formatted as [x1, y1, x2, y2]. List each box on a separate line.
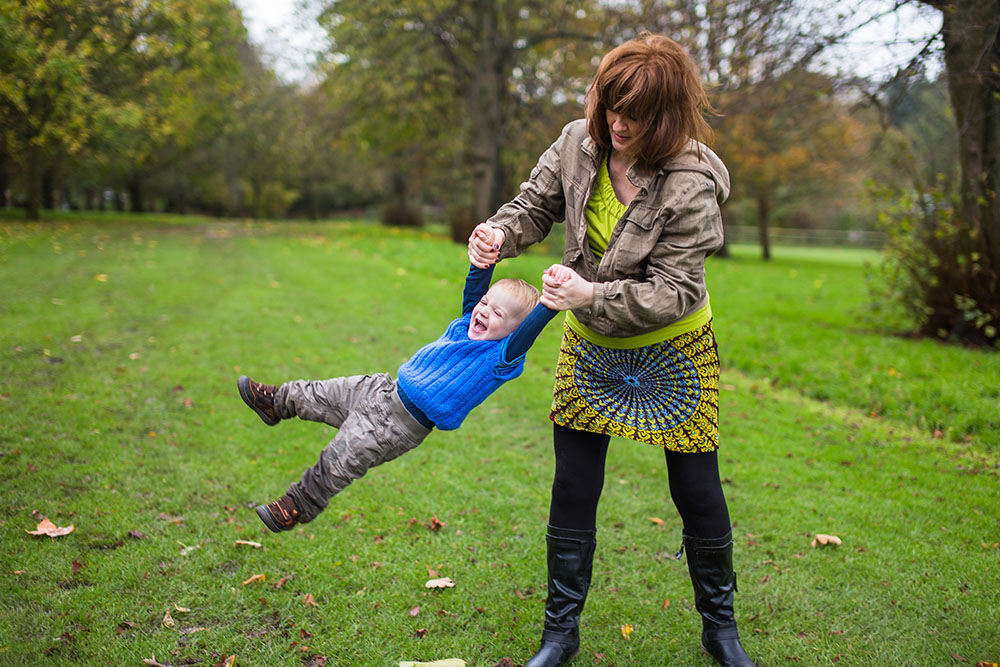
[0, 216, 998, 666]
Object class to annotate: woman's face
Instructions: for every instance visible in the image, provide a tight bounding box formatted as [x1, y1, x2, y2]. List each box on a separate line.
[606, 109, 639, 156]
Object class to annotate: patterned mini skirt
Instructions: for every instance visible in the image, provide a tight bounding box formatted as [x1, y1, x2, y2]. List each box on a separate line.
[550, 319, 720, 452]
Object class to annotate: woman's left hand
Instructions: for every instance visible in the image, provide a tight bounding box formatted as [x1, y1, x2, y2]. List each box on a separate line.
[541, 265, 595, 311]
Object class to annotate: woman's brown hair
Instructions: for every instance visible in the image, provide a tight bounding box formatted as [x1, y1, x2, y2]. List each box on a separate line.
[585, 33, 714, 170]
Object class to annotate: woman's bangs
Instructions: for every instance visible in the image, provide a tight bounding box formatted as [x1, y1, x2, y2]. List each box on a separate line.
[604, 66, 658, 123]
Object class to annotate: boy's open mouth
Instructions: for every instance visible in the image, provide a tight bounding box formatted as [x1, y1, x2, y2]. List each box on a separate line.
[472, 315, 488, 334]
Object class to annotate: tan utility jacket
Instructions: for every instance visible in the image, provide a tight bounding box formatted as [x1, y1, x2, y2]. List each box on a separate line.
[487, 119, 730, 339]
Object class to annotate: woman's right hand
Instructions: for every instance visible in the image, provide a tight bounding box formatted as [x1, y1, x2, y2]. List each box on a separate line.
[468, 223, 505, 268]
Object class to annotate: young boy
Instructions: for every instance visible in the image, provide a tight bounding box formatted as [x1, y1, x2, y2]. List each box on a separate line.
[239, 252, 568, 533]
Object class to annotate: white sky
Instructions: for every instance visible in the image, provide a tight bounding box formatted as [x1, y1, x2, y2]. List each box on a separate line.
[234, 0, 942, 84]
[233, 0, 328, 82]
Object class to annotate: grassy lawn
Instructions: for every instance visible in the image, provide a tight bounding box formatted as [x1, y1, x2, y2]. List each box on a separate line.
[0, 216, 997, 666]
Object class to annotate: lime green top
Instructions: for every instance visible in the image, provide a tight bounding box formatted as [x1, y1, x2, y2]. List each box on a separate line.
[585, 154, 627, 260]
[573, 153, 713, 349]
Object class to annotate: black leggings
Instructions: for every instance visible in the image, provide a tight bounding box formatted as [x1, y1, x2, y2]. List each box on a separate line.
[547, 423, 731, 538]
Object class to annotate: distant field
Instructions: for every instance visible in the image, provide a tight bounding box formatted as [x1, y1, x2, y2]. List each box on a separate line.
[1, 216, 996, 666]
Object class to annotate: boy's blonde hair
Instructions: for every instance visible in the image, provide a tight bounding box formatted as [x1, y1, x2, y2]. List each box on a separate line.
[493, 278, 541, 319]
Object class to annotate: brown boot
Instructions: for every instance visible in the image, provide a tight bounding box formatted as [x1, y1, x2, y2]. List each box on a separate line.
[255, 495, 300, 532]
[238, 375, 280, 425]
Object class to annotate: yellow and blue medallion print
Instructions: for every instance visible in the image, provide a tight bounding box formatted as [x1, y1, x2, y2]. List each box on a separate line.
[550, 320, 720, 452]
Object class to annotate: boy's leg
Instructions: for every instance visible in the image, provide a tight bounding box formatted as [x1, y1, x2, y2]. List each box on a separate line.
[274, 374, 382, 428]
[284, 376, 431, 523]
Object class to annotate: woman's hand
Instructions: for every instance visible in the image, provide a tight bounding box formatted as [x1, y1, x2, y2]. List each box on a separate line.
[468, 224, 506, 269]
[541, 264, 595, 311]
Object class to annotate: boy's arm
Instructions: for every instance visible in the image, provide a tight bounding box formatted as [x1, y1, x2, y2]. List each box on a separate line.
[462, 263, 495, 316]
[503, 304, 558, 363]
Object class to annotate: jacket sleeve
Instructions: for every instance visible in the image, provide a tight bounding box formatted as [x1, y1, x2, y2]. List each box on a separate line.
[486, 123, 572, 259]
[589, 175, 724, 329]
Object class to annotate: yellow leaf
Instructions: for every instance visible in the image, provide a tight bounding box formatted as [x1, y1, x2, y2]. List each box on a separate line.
[25, 518, 75, 537]
[424, 577, 456, 589]
[161, 609, 174, 628]
[649, 517, 664, 525]
[234, 540, 263, 548]
[811, 534, 842, 547]
[620, 623, 634, 639]
[242, 574, 266, 585]
[95, 274, 108, 282]
[173, 605, 190, 613]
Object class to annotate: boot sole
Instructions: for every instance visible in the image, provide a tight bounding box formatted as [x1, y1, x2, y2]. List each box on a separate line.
[238, 375, 279, 426]
[255, 504, 293, 533]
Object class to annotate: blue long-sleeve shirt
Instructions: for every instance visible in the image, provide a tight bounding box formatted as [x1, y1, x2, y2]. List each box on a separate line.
[397, 265, 557, 430]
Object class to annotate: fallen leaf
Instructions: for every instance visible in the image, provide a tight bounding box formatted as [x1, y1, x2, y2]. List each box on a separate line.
[649, 517, 664, 525]
[128, 530, 147, 539]
[304, 657, 327, 667]
[427, 515, 446, 531]
[12, 570, 26, 575]
[117, 621, 136, 635]
[234, 540, 263, 548]
[299, 629, 313, 639]
[174, 604, 190, 613]
[179, 626, 208, 635]
[302, 593, 319, 607]
[95, 274, 108, 282]
[408, 606, 421, 616]
[274, 576, 291, 588]
[425, 577, 456, 589]
[620, 623, 634, 639]
[143, 656, 168, 667]
[214, 656, 236, 667]
[72, 560, 84, 575]
[242, 573, 266, 585]
[413, 628, 427, 638]
[399, 661, 467, 667]
[162, 609, 175, 628]
[811, 534, 843, 548]
[25, 518, 75, 537]
[661, 598, 670, 610]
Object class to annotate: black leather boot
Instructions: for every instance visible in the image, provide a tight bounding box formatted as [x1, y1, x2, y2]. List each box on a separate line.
[524, 525, 597, 667]
[683, 531, 756, 667]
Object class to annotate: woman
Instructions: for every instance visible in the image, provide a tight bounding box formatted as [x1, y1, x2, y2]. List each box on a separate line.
[468, 34, 755, 667]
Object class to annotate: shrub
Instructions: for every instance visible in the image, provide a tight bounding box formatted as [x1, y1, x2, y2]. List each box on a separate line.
[867, 178, 998, 347]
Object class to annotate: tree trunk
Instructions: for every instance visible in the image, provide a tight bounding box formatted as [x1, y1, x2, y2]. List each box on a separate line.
[129, 171, 145, 213]
[0, 137, 8, 208]
[25, 143, 42, 220]
[920, 0, 999, 344]
[757, 193, 772, 261]
[42, 165, 55, 210]
[469, 0, 506, 223]
[936, 0, 999, 261]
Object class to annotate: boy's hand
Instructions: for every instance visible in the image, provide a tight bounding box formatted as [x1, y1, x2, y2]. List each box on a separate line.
[468, 224, 505, 269]
[541, 264, 595, 311]
[544, 264, 573, 286]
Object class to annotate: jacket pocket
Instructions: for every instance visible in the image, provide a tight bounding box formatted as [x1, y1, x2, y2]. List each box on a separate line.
[612, 204, 661, 277]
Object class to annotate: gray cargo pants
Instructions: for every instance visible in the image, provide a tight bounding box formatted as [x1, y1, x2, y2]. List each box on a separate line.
[274, 373, 432, 522]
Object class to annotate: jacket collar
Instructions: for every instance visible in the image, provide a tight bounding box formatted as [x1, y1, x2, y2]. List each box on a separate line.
[580, 133, 657, 190]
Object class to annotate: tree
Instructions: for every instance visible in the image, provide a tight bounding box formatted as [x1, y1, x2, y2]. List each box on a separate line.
[315, 0, 606, 234]
[868, 1, 998, 346]
[913, 0, 998, 345]
[715, 70, 874, 259]
[0, 0, 245, 219]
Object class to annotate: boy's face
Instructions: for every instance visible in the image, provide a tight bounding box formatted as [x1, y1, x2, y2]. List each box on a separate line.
[468, 285, 526, 341]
